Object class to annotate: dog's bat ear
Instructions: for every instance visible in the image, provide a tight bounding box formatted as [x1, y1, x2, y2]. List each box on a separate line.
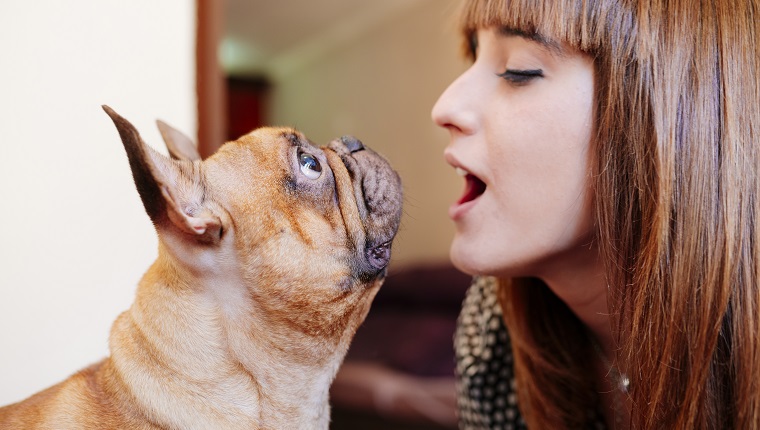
[102, 105, 166, 222]
[102, 105, 221, 241]
[156, 119, 201, 161]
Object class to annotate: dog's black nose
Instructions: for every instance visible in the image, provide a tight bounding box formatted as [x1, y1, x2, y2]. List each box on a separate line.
[340, 135, 365, 153]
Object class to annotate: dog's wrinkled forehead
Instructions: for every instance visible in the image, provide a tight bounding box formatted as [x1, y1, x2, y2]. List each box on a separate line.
[283, 130, 309, 146]
[267, 128, 316, 150]
[222, 128, 325, 179]
[264, 129, 321, 164]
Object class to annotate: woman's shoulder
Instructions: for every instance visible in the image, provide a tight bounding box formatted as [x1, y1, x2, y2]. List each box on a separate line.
[455, 277, 607, 430]
[454, 276, 526, 429]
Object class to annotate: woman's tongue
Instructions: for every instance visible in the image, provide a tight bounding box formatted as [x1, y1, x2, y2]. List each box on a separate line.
[458, 174, 486, 204]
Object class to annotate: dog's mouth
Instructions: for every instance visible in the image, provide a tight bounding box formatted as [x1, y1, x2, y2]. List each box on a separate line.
[323, 136, 402, 281]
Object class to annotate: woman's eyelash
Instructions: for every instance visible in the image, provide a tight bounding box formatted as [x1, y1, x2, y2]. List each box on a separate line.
[497, 69, 544, 84]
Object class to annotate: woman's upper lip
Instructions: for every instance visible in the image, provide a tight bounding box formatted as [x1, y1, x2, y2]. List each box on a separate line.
[444, 150, 488, 208]
[444, 151, 482, 183]
[444, 150, 467, 173]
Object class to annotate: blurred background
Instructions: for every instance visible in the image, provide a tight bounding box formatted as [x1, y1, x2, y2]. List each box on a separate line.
[0, 0, 470, 428]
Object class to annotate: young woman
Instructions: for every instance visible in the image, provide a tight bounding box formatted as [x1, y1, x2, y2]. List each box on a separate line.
[432, 0, 760, 428]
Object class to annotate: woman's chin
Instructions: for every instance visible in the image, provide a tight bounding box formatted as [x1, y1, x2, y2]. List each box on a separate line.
[449, 236, 529, 279]
[449, 240, 483, 276]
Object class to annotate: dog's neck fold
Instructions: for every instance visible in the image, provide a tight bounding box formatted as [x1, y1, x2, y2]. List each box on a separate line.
[105, 248, 359, 429]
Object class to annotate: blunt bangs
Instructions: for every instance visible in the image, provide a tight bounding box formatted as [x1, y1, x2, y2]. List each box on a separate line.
[458, 0, 631, 59]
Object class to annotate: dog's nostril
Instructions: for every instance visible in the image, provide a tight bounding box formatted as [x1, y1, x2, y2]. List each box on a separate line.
[341, 135, 365, 153]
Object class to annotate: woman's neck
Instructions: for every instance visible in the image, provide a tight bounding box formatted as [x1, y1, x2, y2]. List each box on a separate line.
[536, 243, 632, 428]
[537, 242, 614, 356]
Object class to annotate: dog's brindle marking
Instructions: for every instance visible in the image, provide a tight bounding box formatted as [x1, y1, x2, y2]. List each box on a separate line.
[0, 106, 402, 429]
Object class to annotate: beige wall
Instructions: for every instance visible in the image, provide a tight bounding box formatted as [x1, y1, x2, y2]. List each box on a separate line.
[0, 0, 195, 405]
[269, 0, 469, 268]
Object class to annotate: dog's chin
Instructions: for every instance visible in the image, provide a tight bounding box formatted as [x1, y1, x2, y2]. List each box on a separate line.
[350, 244, 392, 284]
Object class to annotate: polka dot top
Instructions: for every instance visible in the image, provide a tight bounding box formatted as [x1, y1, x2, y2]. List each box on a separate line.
[453, 276, 606, 429]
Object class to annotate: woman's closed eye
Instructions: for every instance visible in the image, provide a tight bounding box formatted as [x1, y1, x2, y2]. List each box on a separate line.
[497, 68, 544, 85]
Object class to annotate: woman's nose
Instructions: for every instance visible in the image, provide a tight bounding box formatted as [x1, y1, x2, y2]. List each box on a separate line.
[431, 68, 477, 135]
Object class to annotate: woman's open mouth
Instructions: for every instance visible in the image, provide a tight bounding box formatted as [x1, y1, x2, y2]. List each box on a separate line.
[456, 167, 486, 205]
[449, 167, 486, 221]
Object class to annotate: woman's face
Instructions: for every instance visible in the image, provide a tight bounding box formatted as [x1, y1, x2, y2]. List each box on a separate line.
[431, 27, 596, 278]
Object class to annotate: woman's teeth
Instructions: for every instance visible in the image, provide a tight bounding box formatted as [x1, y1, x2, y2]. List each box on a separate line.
[456, 167, 468, 177]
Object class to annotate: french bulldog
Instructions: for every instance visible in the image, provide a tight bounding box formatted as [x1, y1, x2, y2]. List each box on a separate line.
[0, 106, 403, 429]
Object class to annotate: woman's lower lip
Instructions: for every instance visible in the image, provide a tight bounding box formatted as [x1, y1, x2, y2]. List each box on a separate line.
[449, 197, 480, 221]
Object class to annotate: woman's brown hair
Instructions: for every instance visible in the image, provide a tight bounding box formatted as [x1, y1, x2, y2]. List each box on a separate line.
[459, 0, 760, 428]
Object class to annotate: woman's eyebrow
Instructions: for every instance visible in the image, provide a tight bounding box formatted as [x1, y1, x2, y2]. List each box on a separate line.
[497, 27, 564, 55]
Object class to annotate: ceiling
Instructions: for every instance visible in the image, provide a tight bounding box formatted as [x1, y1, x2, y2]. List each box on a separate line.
[221, 0, 426, 78]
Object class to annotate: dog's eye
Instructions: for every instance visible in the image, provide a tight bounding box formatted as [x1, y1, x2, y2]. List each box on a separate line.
[298, 151, 322, 180]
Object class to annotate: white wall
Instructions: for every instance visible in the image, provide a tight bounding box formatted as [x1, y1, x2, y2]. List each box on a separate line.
[0, 1, 196, 405]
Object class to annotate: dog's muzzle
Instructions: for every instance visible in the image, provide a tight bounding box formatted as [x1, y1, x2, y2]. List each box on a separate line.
[326, 136, 402, 282]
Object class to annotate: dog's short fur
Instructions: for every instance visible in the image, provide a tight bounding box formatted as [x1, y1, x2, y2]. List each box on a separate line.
[0, 106, 403, 429]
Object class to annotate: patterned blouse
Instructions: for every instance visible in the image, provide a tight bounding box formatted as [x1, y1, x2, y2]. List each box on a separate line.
[453, 277, 606, 429]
